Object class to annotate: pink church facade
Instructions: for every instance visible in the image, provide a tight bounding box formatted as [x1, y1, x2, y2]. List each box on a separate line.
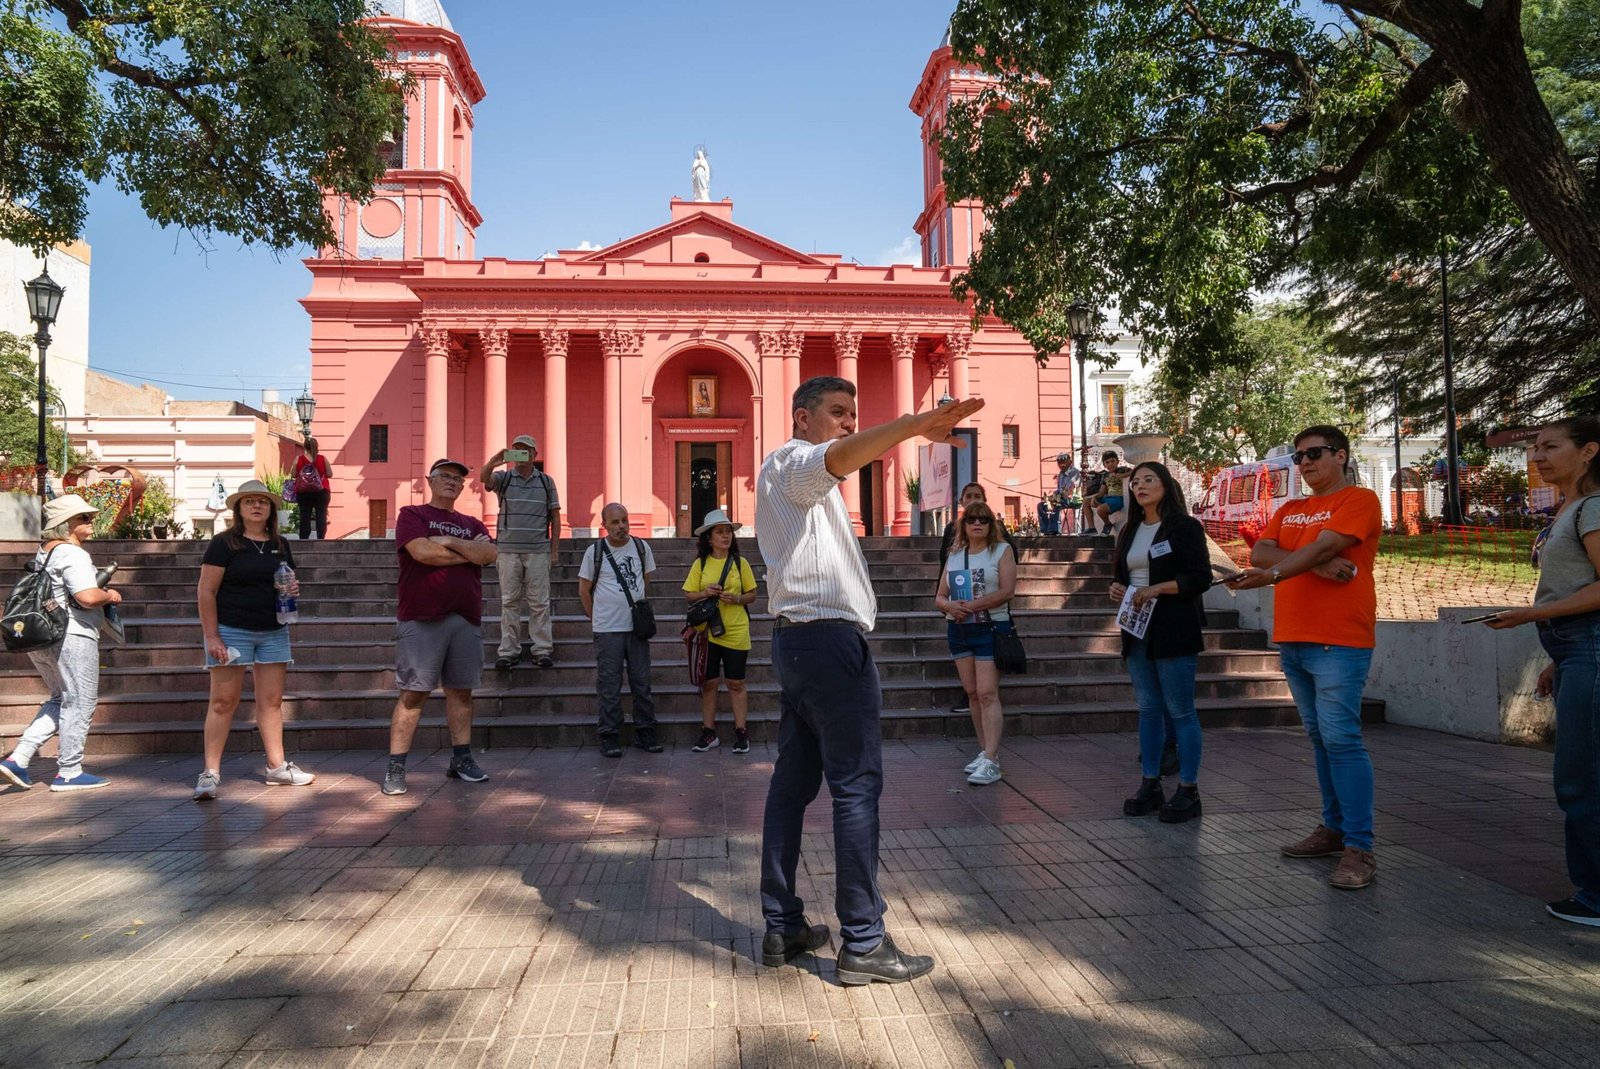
[303, 6, 1077, 539]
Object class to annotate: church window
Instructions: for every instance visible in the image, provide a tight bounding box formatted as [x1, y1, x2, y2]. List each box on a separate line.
[1002, 424, 1020, 459]
[369, 424, 389, 462]
[694, 252, 709, 263]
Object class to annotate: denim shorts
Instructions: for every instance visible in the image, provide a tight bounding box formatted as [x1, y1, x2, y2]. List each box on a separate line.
[206, 623, 291, 668]
[946, 620, 1014, 661]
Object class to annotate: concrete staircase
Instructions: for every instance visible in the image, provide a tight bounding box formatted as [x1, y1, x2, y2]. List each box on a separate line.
[0, 536, 1379, 754]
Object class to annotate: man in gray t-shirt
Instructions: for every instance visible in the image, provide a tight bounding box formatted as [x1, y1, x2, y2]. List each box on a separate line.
[479, 434, 561, 669]
[577, 503, 659, 757]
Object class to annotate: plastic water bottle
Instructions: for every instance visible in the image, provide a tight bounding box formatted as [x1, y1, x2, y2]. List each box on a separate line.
[274, 562, 299, 625]
[96, 562, 121, 629]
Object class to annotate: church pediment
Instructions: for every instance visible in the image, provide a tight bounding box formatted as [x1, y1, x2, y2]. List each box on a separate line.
[572, 207, 827, 267]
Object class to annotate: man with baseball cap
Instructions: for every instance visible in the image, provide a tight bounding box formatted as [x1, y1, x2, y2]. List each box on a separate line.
[480, 434, 561, 670]
[382, 458, 498, 795]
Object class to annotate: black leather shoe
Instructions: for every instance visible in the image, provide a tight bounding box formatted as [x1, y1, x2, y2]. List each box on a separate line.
[599, 733, 623, 758]
[761, 921, 830, 967]
[1159, 783, 1202, 823]
[634, 727, 664, 753]
[1123, 777, 1165, 817]
[835, 934, 935, 985]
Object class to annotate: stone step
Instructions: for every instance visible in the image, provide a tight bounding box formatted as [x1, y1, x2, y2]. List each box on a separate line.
[87, 607, 1245, 643]
[95, 574, 1118, 602]
[0, 649, 1288, 698]
[86, 628, 1273, 668]
[0, 672, 1296, 727]
[41, 697, 1384, 755]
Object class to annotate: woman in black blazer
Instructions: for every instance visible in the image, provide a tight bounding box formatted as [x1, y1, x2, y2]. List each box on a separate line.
[1107, 462, 1212, 823]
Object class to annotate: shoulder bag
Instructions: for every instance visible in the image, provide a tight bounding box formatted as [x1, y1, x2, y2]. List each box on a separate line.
[598, 538, 656, 639]
[685, 555, 735, 637]
[973, 544, 1027, 673]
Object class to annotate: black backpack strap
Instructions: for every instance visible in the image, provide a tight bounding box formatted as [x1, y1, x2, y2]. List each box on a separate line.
[597, 539, 638, 608]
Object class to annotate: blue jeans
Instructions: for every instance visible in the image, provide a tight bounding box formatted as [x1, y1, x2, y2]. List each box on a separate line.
[1036, 500, 1059, 535]
[760, 622, 887, 954]
[1278, 643, 1375, 851]
[1125, 641, 1202, 782]
[1539, 614, 1600, 910]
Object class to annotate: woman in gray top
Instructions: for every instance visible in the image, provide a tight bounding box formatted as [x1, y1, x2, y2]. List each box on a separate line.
[1489, 415, 1600, 926]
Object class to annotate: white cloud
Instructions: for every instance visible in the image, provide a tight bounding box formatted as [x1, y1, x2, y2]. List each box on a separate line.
[877, 235, 921, 266]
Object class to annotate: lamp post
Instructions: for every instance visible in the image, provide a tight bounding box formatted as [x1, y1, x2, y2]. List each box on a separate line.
[294, 386, 317, 439]
[1066, 303, 1094, 461]
[22, 266, 65, 507]
[1439, 247, 1464, 525]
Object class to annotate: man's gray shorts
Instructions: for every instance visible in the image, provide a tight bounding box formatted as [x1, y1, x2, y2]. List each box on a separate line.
[396, 615, 484, 693]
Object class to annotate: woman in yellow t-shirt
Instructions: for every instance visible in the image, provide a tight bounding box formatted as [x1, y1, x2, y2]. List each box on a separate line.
[682, 510, 760, 753]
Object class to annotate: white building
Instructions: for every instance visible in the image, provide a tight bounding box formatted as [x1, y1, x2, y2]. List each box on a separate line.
[2, 236, 91, 419]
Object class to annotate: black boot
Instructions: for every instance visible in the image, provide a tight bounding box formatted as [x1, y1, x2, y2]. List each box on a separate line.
[1159, 784, 1202, 823]
[1123, 777, 1165, 817]
[1159, 742, 1180, 778]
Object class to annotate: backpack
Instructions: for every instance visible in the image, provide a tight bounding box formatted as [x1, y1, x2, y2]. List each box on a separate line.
[294, 456, 325, 494]
[2, 545, 70, 653]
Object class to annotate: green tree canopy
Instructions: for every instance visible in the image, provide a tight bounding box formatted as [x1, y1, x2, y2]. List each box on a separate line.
[1141, 306, 1354, 476]
[0, 0, 404, 252]
[941, 0, 1600, 399]
[0, 331, 73, 474]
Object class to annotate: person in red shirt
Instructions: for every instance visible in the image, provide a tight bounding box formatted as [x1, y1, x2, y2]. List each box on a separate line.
[292, 438, 332, 540]
[382, 458, 498, 796]
[1229, 425, 1383, 890]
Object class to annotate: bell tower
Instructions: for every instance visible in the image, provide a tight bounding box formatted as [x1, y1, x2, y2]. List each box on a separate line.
[908, 27, 988, 270]
[321, 0, 486, 261]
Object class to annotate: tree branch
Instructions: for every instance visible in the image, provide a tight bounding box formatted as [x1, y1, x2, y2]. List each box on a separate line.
[50, 0, 221, 91]
[1338, 6, 1420, 73]
[1181, 1, 1317, 97]
[1227, 52, 1453, 206]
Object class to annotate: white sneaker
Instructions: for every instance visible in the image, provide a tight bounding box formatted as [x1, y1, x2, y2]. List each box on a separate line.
[264, 761, 315, 786]
[963, 750, 987, 774]
[967, 756, 1002, 786]
[194, 770, 221, 801]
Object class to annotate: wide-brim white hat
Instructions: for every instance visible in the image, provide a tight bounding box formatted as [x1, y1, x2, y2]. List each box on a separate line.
[42, 494, 99, 530]
[692, 509, 742, 537]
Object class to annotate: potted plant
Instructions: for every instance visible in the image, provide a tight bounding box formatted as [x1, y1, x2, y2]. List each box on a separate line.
[902, 472, 922, 536]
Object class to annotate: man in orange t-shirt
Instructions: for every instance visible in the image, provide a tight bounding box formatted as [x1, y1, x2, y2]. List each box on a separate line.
[1229, 425, 1383, 890]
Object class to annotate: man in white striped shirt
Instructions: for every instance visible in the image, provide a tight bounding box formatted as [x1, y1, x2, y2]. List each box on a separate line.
[756, 375, 982, 985]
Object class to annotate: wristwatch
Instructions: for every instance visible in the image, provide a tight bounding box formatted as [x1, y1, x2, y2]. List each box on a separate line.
[1270, 567, 1282, 585]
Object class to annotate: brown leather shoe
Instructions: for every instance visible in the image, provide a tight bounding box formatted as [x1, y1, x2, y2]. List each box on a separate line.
[1281, 825, 1345, 858]
[1329, 847, 1377, 890]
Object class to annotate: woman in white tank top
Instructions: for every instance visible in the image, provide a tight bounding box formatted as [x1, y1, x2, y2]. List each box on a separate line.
[934, 501, 1017, 786]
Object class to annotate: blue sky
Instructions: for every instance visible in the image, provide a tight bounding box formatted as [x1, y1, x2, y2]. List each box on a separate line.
[81, 1, 954, 403]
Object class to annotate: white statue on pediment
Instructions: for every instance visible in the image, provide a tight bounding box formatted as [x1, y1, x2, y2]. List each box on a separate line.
[691, 148, 711, 202]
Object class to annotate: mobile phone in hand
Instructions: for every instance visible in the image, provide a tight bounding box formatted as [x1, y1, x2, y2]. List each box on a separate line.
[1460, 612, 1500, 624]
[504, 449, 530, 462]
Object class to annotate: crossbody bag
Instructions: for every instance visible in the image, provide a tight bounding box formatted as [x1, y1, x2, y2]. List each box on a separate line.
[597, 538, 655, 639]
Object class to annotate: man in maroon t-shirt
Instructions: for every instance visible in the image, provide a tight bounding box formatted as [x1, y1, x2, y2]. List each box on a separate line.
[383, 458, 498, 796]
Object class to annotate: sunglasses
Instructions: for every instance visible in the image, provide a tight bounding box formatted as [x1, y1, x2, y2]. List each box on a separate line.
[1291, 446, 1341, 465]
[965, 517, 994, 526]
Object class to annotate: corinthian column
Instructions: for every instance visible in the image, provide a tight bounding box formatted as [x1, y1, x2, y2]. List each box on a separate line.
[945, 330, 972, 400]
[599, 326, 643, 506]
[890, 331, 918, 536]
[541, 327, 569, 532]
[834, 329, 864, 532]
[480, 326, 509, 527]
[419, 323, 452, 472]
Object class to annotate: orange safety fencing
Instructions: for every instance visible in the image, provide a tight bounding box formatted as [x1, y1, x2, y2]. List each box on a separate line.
[0, 464, 39, 493]
[1203, 517, 1540, 622]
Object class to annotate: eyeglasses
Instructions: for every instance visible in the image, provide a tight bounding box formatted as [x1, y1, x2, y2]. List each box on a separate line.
[1291, 446, 1340, 465]
[430, 473, 465, 483]
[240, 498, 272, 507]
[965, 517, 993, 526]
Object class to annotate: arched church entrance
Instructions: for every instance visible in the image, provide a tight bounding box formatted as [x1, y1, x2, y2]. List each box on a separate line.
[650, 345, 757, 537]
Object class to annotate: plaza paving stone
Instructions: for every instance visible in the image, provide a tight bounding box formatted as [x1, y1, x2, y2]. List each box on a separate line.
[0, 724, 1596, 1067]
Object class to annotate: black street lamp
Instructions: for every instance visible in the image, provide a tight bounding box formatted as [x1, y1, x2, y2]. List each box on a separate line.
[23, 265, 65, 506]
[1066, 303, 1094, 461]
[1439, 246, 1464, 525]
[294, 386, 317, 439]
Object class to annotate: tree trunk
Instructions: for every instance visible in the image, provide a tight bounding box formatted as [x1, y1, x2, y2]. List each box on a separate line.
[1430, 17, 1600, 320]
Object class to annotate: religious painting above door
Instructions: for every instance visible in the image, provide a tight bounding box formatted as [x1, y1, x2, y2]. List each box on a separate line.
[688, 375, 718, 417]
